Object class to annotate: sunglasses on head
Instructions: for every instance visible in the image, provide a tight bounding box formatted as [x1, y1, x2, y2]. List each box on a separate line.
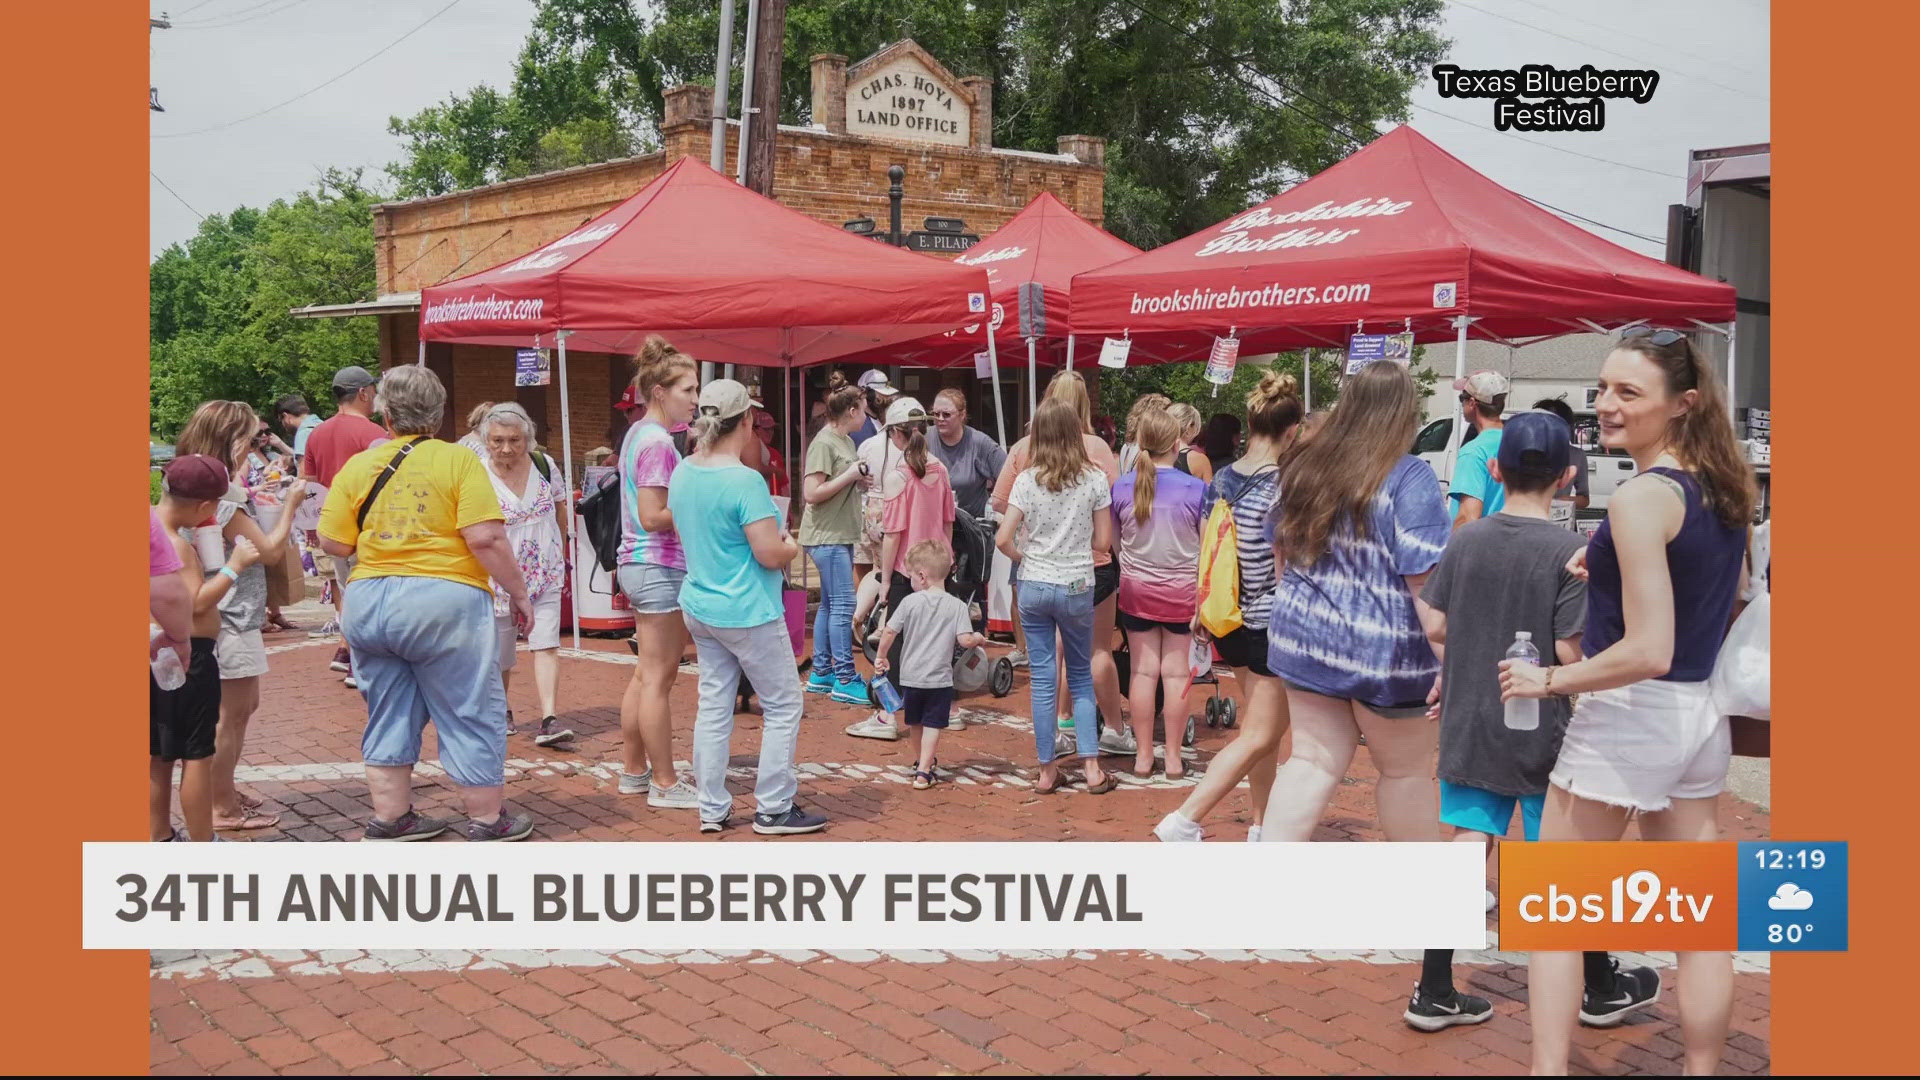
[1620, 326, 1686, 347]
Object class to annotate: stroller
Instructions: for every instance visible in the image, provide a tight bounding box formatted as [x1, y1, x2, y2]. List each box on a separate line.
[860, 507, 1015, 702]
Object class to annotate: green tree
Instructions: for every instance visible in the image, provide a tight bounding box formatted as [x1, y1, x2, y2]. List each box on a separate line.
[386, 0, 1449, 247]
[149, 169, 380, 436]
[1098, 347, 1439, 437]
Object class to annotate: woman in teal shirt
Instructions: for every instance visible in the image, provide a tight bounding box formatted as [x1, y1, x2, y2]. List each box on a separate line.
[666, 379, 825, 837]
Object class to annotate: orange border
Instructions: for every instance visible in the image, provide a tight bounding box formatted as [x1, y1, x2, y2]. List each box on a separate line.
[1, 2, 147, 1073]
[6, 1, 1908, 1075]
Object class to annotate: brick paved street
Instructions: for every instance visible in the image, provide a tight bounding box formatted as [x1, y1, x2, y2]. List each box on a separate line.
[149, 613, 1772, 1075]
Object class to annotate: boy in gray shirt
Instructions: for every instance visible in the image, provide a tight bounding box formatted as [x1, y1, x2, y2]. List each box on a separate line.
[875, 540, 985, 790]
[1405, 411, 1657, 1033]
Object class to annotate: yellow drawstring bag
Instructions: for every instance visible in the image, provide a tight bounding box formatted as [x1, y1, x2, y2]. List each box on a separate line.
[1196, 497, 1243, 638]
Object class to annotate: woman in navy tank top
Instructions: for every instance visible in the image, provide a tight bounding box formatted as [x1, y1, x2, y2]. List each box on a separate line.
[1499, 329, 1756, 1074]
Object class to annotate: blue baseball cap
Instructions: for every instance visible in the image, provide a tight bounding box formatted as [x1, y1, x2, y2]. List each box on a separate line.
[1497, 411, 1571, 477]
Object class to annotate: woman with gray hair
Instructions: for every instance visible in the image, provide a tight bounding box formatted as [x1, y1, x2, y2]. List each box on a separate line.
[316, 365, 538, 842]
[479, 402, 571, 746]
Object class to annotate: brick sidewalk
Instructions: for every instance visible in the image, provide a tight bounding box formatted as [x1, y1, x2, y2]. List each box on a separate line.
[149, 626, 1772, 1074]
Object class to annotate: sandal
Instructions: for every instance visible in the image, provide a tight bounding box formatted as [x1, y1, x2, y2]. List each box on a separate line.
[236, 791, 267, 812]
[1084, 773, 1118, 795]
[213, 806, 281, 831]
[1034, 768, 1066, 795]
[912, 770, 939, 790]
[265, 613, 301, 632]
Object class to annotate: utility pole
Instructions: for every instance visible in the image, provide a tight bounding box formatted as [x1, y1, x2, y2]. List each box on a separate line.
[742, 0, 787, 197]
[708, 0, 735, 173]
[150, 14, 170, 112]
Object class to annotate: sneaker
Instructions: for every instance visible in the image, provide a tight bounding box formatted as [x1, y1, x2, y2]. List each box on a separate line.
[310, 618, 341, 638]
[533, 716, 575, 747]
[363, 810, 450, 842]
[844, 714, 902, 741]
[465, 807, 535, 841]
[1485, 888, 1497, 913]
[1402, 985, 1493, 1032]
[617, 769, 653, 795]
[806, 671, 837, 695]
[1007, 648, 1029, 669]
[699, 814, 731, 833]
[329, 647, 351, 673]
[830, 678, 870, 705]
[1054, 730, 1076, 758]
[648, 777, 700, 809]
[947, 710, 967, 731]
[1580, 961, 1661, 1027]
[343, 671, 358, 690]
[1246, 825, 1263, 843]
[1098, 725, 1138, 756]
[505, 709, 517, 736]
[753, 805, 829, 835]
[1154, 811, 1205, 843]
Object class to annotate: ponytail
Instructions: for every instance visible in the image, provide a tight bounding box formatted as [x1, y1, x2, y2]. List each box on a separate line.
[902, 421, 929, 479]
[690, 411, 745, 453]
[1128, 409, 1180, 524]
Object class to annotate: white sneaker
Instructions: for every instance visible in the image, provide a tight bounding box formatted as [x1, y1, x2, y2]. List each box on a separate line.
[1098, 726, 1137, 755]
[1485, 888, 1498, 912]
[844, 714, 903, 741]
[343, 674, 359, 690]
[1054, 730, 1076, 758]
[1154, 811, 1205, 842]
[617, 770, 652, 795]
[648, 777, 699, 809]
[947, 711, 967, 731]
[1246, 825, 1263, 843]
[1007, 648, 1029, 669]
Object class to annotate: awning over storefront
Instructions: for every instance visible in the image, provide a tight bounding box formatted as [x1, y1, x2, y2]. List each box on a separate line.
[289, 292, 420, 320]
[1070, 125, 1736, 358]
[417, 156, 990, 368]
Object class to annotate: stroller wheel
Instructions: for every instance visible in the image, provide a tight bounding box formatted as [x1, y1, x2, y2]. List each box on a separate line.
[1220, 697, 1238, 728]
[990, 657, 1014, 697]
[1203, 697, 1220, 727]
[1182, 714, 1198, 748]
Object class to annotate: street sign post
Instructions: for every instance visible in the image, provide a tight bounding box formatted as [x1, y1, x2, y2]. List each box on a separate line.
[905, 231, 980, 253]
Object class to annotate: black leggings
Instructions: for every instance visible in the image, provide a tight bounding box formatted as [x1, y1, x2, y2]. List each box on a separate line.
[1420, 948, 1616, 998]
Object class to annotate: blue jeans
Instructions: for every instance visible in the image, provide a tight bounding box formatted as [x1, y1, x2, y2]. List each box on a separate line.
[345, 576, 507, 788]
[806, 544, 858, 684]
[1018, 579, 1097, 764]
[683, 612, 806, 823]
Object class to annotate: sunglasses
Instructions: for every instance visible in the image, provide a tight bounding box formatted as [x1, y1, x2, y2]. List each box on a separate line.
[931, 410, 958, 419]
[1620, 326, 1686, 347]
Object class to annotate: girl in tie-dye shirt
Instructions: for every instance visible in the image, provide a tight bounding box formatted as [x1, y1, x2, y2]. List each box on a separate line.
[1257, 361, 1449, 848]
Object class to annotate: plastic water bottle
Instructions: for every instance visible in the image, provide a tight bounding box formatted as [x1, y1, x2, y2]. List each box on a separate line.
[1503, 632, 1540, 731]
[151, 630, 187, 692]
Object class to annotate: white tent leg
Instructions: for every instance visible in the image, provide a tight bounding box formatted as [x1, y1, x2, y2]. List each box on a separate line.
[1065, 335, 1075, 372]
[1026, 338, 1038, 420]
[558, 331, 580, 651]
[1442, 315, 1474, 485]
[1724, 321, 1739, 418]
[987, 334, 1007, 447]
[1303, 352, 1312, 413]
[417, 338, 426, 366]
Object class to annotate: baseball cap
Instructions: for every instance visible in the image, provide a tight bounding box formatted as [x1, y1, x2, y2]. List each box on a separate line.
[697, 379, 754, 422]
[163, 454, 231, 501]
[615, 383, 642, 413]
[332, 365, 377, 393]
[1497, 411, 1572, 478]
[858, 369, 900, 397]
[884, 396, 929, 428]
[1452, 370, 1509, 407]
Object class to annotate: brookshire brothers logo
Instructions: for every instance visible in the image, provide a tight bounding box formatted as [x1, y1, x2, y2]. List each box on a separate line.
[1194, 197, 1411, 258]
[499, 220, 624, 275]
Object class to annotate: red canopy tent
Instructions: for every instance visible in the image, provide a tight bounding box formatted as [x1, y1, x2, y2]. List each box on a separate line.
[833, 191, 1143, 444]
[1071, 125, 1737, 466]
[417, 156, 990, 645]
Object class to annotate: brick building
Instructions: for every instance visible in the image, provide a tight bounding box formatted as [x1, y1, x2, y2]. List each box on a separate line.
[300, 41, 1108, 469]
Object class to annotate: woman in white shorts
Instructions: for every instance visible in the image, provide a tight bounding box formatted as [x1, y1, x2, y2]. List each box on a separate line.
[175, 401, 310, 832]
[1501, 328, 1756, 1076]
[479, 403, 571, 746]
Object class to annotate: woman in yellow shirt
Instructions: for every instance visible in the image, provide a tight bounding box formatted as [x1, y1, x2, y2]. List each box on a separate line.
[316, 365, 537, 843]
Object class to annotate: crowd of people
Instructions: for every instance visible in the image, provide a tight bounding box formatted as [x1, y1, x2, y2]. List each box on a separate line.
[147, 325, 1764, 1070]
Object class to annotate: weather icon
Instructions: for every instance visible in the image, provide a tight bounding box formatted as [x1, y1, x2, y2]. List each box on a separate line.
[1767, 883, 1814, 911]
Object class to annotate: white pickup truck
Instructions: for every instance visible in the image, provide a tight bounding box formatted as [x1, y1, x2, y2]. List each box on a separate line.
[1413, 417, 1769, 520]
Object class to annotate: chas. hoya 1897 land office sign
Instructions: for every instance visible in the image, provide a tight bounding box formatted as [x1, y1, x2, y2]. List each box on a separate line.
[847, 50, 972, 148]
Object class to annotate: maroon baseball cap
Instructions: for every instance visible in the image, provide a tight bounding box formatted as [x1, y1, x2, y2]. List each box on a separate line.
[163, 454, 231, 501]
[615, 384, 642, 413]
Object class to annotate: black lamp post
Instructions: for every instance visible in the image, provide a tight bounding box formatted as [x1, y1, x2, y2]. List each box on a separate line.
[888, 164, 905, 247]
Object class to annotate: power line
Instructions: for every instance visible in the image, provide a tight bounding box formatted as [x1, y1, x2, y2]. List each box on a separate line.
[174, 0, 305, 28]
[1112, 0, 1676, 244]
[1497, 0, 1770, 82]
[1411, 99, 1680, 179]
[1445, 0, 1767, 102]
[163, 0, 228, 16]
[151, 170, 204, 220]
[154, 0, 467, 139]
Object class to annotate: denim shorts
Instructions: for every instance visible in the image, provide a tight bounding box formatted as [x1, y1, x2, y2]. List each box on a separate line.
[618, 561, 685, 615]
[345, 576, 507, 788]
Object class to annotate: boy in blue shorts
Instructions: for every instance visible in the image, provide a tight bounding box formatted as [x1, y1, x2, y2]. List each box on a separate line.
[1406, 411, 1658, 1031]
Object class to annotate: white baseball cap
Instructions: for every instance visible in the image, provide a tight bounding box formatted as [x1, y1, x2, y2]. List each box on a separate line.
[884, 397, 929, 428]
[696, 379, 754, 422]
[858, 369, 900, 397]
[1453, 370, 1510, 407]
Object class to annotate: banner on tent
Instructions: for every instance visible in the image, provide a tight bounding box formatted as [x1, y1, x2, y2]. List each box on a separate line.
[1345, 332, 1413, 375]
[515, 348, 553, 387]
